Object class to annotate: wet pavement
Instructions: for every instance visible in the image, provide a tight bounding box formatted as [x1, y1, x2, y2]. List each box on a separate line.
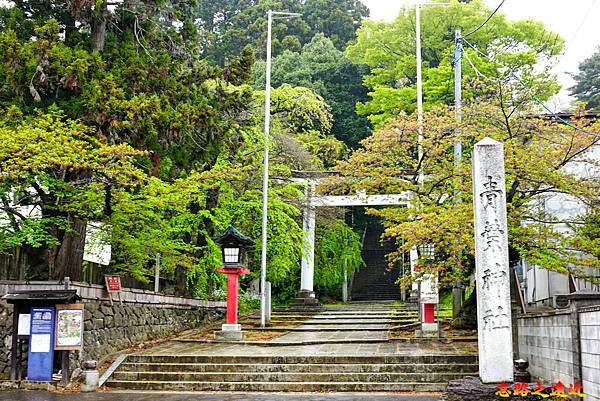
[0, 391, 440, 401]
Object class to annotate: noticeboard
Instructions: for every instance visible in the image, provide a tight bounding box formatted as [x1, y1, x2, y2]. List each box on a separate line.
[54, 304, 84, 351]
[104, 275, 122, 292]
[27, 307, 55, 382]
[17, 313, 31, 336]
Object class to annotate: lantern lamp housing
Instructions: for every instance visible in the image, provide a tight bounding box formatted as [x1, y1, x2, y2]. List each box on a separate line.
[213, 225, 255, 268]
[418, 243, 435, 262]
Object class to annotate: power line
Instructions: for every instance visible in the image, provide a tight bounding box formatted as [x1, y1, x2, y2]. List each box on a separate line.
[463, 50, 494, 82]
[461, 39, 600, 138]
[510, 72, 600, 138]
[464, 0, 506, 38]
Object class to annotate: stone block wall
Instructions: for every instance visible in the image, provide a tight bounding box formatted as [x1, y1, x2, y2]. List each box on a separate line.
[0, 281, 225, 380]
[0, 300, 14, 379]
[517, 311, 577, 384]
[77, 301, 221, 367]
[580, 306, 600, 401]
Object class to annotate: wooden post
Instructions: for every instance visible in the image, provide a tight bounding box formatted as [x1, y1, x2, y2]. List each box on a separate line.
[10, 303, 20, 381]
[61, 351, 70, 386]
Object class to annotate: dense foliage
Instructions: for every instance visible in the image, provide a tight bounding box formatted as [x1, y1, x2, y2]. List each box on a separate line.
[1, 0, 598, 301]
[194, 0, 369, 64]
[314, 219, 363, 298]
[346, 0, 564, 127]
[0, 0, 361, 299]
[320, 101, 600, 285]
[571, 47, 600, 111]
[253, 34, 371, 147]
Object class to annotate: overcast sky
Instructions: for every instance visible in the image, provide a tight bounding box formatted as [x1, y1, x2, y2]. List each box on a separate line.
[362, 0, 600, 108]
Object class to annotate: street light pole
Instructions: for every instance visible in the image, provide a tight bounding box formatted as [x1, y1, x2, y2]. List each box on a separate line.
[260, 9, 273, 329]
[415, 2, 450, 185]
[260, 9, 301, 328]
[416, 2, 424, 185]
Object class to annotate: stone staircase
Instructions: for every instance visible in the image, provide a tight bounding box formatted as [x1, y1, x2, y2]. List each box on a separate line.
[107, 354, 479, 392]
[105, 303, 478, 392]
[352, 223, 402, 301]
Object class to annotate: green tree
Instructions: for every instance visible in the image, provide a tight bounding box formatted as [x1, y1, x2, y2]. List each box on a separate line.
[253, 34, 371, 147]
[321, 100, 600, 286]
[571, 209, 600, 274]
[0, 4, 256, 177]
[346, 0, 564, 128]
[0, 109, 144, 280]
[195, 0, 369, 65]
[314, 218, 363, 298]
[571, 48, 600, 110]
[254, 84, 346, 170]
[0, 1, 256, 287]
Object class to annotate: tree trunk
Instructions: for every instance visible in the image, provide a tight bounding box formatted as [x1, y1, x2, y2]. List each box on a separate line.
[50, 219, 87, 281]
[91, 0, 109, 52]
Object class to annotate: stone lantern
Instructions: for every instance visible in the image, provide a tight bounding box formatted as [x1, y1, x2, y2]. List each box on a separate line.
[213, 224, 254, 341]
[417, 243, 439, 337]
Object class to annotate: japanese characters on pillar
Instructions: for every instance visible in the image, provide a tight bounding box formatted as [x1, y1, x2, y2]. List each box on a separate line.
[213, 225, 254, 340]
[472, 137, 513, 384]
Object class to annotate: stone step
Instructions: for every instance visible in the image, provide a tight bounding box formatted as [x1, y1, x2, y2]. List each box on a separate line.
[247, 326, 391, 332]
[299, 320, 412, 325]
[127, 354, 478, 365]
[245, 319, 418, 325]
[119, 362, 479, 374]
[105, 380, 449, 392]
[267, 313, 409, 318]
[112, 371, 472, 383]
[263, 312, 418, 317]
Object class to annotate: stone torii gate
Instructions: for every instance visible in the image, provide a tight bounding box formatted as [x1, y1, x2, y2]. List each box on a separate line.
[294, 179, 414, 305]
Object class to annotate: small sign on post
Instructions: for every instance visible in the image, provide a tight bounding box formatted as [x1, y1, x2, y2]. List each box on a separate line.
[104, 275, 122, 305]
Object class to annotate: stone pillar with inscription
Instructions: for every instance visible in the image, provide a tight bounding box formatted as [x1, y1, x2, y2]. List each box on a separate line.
[472, 137, 514, 383]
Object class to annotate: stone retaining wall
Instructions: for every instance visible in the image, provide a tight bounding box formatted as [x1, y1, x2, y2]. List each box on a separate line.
[517, 311, 578, 384]
[0, 281, 225, 380]
[517, 298, 600, 400]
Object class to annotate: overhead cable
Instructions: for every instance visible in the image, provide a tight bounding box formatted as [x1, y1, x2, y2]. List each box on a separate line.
[461, 39, 600, 137]
[464, 0, 506, 38]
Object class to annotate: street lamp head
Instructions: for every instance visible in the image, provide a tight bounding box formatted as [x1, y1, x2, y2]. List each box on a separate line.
[271, 11, 302, 19]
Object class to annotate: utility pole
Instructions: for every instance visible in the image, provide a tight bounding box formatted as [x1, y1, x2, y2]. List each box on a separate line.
[452, 28, 463, 318]
[454, 28, 462, 175]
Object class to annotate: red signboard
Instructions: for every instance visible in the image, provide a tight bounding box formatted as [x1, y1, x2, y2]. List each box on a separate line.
[104, 275, 122, 292]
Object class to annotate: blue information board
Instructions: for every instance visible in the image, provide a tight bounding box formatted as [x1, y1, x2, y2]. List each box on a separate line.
[27, 307, 55, 382]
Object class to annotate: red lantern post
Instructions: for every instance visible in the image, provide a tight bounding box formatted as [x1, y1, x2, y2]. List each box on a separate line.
[213, 225, 255, 341]
[217, 267, 250, 325]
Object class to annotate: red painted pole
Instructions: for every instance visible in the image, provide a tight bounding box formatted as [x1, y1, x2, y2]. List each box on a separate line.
[226, 273, 239, 324]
